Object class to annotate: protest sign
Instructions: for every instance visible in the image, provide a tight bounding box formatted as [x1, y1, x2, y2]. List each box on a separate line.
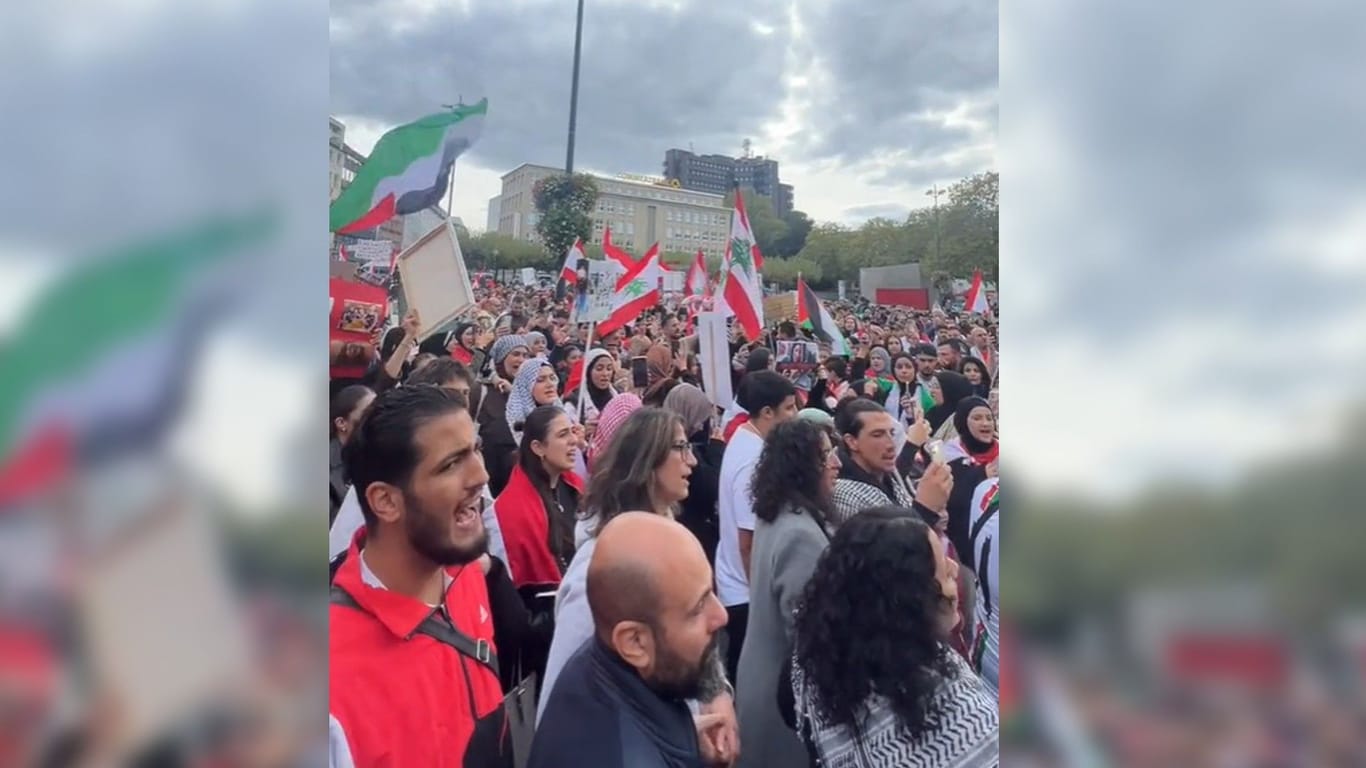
[763, 292, 797, 322]
[520, 267, 536, 287]
[573, 259, 622, 324]
[397, 219, 475, 340]
[775, 340, 819, 373]
[697, 311, 734, 409]
[329, 277, 387, 379]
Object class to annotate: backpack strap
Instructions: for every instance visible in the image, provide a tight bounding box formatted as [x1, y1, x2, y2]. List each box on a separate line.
[330, 585, 499, 677]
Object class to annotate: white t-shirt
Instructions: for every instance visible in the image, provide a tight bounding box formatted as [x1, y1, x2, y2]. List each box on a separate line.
[715, 426, 764, 607]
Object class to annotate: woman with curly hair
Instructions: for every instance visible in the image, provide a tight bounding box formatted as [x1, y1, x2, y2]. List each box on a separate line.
[782, 507, 999, 767]
[734, 418, 842, 768]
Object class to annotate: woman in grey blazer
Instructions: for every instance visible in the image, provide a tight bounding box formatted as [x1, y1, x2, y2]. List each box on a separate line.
[734, 418, 842, 768]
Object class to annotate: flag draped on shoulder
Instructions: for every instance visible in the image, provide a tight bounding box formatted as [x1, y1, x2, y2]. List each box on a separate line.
[718, 189, 765, 340]
[796, 275, 849, 356]
[329, 100, 488, 234]
[597, 243, 663, 336]
[965, 268, 990, 315]
[685, 249, 708, 298]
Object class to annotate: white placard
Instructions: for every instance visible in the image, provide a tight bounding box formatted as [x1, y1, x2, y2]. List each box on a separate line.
[520, 267, 536, 287]
[573, 259, 623, 324]
[397, 220, 475, 341]
[837, 280, 847, 300]
[662, 271, 684, 293]
[345, 238, 393, 263]
[697, 311, 733, 409]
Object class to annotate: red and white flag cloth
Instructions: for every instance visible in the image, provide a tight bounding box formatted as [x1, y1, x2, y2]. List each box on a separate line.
[597, 243, 664, 336]
[560, 238, 585, 285]
[602, 227, 635, 272]
[338, 244, 348, 262]
[965, 268, 990, 315]
[718, 189, 765, 340]
[685, 249, 708, 298]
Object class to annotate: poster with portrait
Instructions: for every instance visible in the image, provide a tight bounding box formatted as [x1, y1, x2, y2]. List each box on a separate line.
[329, 277, 388, 379]
[573, 259, 623, 324]
[775, 340, 819, 373]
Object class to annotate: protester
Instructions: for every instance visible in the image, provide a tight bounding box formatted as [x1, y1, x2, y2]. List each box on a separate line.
[477, 334, 531, 496]
[526, 330, 549, 359]
[735, 419, 841, 768]
[449, 321, 481, 368]
[885, 352, 923, 427]
[586, 392, 643, 470]
[961, 356, 994, 399]
[663, 383, 724, 565]
[539, 408, 731, 746]
[491, 405, 583, 589]
[782, 507, 1000, 767]
[943, 396, 999, 570]
[530, 513, 732, 768]
[329, 385, 375, 523]
[938, 337, 965, 371]
[505, 358, 570, 446]
[969, 477, 1000, 695]
[828, 399, 922, 527]
[716, 371, 798, 685]
[925, 370, 975, 443]
[329, 386, 506, 766]
[564, 348, 618, 429]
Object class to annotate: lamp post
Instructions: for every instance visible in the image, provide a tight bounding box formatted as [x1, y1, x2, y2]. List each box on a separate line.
[926, 184, 943, 265]
[565, 0, 586, 174]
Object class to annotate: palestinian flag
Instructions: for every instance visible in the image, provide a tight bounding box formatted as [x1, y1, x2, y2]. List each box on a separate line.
[796, 275, 848, 355]
[718, 188, 764, 340]
[597, 243, 664, 336]
[0, 214, 265, 508]
[329, 100, 488, 234]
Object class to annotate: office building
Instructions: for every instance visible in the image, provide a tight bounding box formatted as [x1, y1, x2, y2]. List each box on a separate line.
[662, 148, 793, 214]
[493, 164, 733, 260]
[329, 116, 406, 255]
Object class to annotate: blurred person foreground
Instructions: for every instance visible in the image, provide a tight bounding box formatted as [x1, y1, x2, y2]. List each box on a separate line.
[1006, 414, 1366, 767]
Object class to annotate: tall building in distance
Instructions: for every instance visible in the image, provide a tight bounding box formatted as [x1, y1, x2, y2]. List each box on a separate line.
[662, 146, 794, 215]
[493, 164, 733, 260]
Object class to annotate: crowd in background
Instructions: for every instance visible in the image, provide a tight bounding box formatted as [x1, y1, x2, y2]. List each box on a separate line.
[327, 275, 1001, 767]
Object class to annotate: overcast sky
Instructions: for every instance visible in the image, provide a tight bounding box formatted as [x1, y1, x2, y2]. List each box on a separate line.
[330, 0, 998, 230]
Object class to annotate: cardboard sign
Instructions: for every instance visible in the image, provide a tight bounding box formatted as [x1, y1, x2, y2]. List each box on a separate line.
[397, 219, 475, 341]
[329, 277, 388, 379]
[520, 267, 536, 287]
[764, 292, 797, 322]
[573, 259, 623, 324]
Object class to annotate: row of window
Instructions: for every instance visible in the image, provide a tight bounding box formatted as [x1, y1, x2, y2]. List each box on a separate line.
[667, 209, 724, 226]
[666, 228, 725, 243]
[593, 219, 636, 236]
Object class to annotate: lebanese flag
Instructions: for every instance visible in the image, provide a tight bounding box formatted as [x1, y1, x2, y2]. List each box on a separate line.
[965, 269, 990, 315]
[329, 100, 488, 234]
[560, 238, 585, 284]
[718, 189, 765, 340]
[685, 249, 708, 298]
[597, 243, 664, 336]
[602, 227, 635, 271]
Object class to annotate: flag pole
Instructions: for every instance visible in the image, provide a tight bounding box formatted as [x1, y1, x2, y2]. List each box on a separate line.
[576, 321, 596, 422]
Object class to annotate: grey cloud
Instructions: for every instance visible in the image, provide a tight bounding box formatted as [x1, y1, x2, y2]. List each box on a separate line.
[842, 202, 911, 222]
[1012, 1, 1366, 339]
[331, 1, 793, 180]
[793, 0, 997, 179]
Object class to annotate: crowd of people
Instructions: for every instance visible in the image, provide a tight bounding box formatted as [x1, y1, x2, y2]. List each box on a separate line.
[327, 275, 1001, 767]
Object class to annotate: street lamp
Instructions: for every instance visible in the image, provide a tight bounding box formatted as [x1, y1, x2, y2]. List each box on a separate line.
[565, 0, 586, 174]
[926, 184, 942, 265]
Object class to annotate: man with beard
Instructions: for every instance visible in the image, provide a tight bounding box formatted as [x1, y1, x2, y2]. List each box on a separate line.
[329, 385, 509, 767]
[531, 513, 734, 768]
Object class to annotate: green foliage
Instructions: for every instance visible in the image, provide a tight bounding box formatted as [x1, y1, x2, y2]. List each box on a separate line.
[533, 173, 599, 265]
[761, 256, 824, 288]
[775, 210, 814, 257]
[791, 171, 998, 286]
[458, 230, 553, 271]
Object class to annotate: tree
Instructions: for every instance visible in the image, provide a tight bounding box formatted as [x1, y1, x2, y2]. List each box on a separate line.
[725, 187, 788, 258]
[774, 210, 814, 258]
[533, 173, 600, 267]
[921, 171, 998, 280]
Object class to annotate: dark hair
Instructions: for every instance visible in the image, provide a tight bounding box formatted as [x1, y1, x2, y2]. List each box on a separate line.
[937, 338, 964, 353]
[752, 419, 831, 524]
[833, 398, 887, 439]
[344, 386, 470, 529]
[379, 327, 408, 360]
[823, 357, 847, 382]
[418, 332, 451, 357]
[744, 347, 772, 373]
[581, 408, 685, 536]
[518, 405, 577, 564]
[406, 358, 474, 389]
[737, 370, 796, 417]
[794, 507, 956, 740]
[778, 320, 797, 338]
[331, 385, 375, 438]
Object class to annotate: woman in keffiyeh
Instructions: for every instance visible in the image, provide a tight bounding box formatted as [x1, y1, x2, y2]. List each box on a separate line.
[586, 392, 642, 471]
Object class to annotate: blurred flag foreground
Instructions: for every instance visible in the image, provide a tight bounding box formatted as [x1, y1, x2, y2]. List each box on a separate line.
[0, 214, 272, 508]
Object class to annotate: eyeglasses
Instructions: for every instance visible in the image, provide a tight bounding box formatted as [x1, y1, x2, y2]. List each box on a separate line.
[670, 441, 695, 459]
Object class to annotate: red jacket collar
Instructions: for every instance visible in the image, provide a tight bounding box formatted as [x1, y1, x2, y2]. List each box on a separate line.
[334, 529, 473, 640]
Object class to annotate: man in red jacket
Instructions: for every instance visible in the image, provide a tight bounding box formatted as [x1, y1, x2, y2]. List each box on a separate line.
[329, 385, 507, 767]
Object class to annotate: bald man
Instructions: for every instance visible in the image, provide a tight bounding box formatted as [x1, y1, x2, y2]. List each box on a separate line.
[529, 513, 732, 768]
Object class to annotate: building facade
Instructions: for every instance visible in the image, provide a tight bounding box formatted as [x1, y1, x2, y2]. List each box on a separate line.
[494, 164, 733, 260]
[330, 116, 405, 256]
[662, 149, 793, 215]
